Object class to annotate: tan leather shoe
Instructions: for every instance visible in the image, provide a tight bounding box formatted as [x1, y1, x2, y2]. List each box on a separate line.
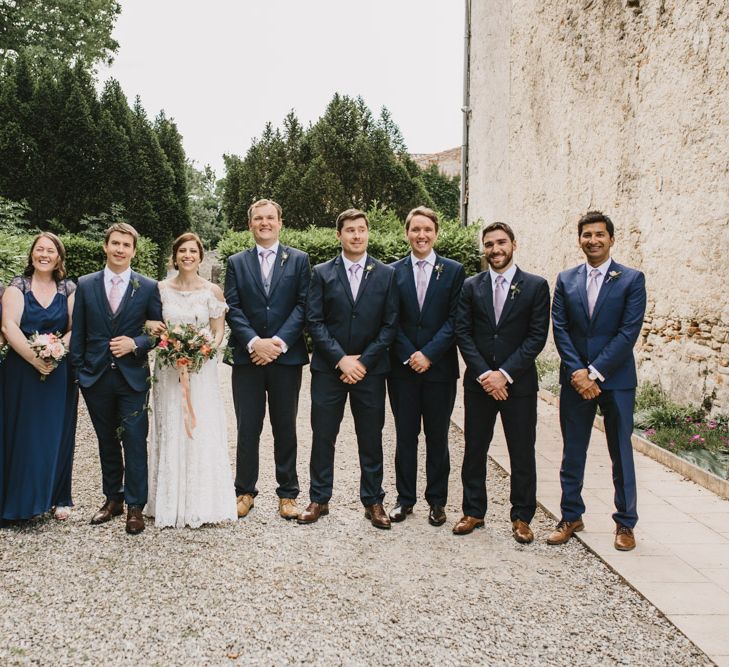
[365, 504, 391, 529]
[297, 502, 329, 524]
[90, 499, 124, 525]
[279, 498, 299, 520]
[614, 524, 636, 551]
[236, 494, 254, 518]
[546, 519, 584, 545]
[512, 519, 534, 544]
[125, 506, 145, 535]
[452, 515, 485, 535]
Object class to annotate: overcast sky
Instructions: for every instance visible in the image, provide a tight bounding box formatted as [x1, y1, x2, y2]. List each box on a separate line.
[96, 1, 465, 177]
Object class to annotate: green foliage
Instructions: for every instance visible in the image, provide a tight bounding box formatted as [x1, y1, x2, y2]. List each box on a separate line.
[0, 196, 34, 233]
[535, 355, 561, 394]
[420, 164, 460, 220]
[217, 205, 480, 277]
[187, 162, 227, 248]
[0, 0, 121, 68]
[0, 231, 29, 284]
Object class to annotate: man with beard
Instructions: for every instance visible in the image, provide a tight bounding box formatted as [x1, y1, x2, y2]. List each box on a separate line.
[453, 222, 550, 542]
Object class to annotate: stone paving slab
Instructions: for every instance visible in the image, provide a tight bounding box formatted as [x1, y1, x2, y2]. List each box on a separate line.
[452, 395, 729, 666]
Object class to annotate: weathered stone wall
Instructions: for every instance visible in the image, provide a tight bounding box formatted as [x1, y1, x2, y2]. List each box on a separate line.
[467, 0, 729, 412]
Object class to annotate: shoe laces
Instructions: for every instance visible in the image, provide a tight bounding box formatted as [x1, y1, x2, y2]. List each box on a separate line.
[616, 525, 632, 535]
[555, 520, 571, 530]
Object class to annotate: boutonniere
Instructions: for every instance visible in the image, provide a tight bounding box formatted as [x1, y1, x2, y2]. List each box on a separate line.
[605, 270, 622, 283]
[434, 263, 445, 280]
[280, 251, 289, 268]
[364, 263, 375, 280]
[131, 278, 140, 298]
[509, 281, 522, 300]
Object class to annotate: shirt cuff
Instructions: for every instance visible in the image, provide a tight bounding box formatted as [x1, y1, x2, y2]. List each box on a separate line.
[272, 335, 288, 354]
[588, 364, 605, 382]
[477, 370, 491, 384]
[246, 336, 260, 353]
[499, 368, 514, 384]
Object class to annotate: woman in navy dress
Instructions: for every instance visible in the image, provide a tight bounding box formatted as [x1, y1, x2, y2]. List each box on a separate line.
[0, 282, 5, 517]
[1, 233, 78, 521]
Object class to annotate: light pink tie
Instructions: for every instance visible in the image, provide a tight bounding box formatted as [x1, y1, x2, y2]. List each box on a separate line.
[493, 275, 506, 323]
[109, 275, 123, 314]
[348, 264, 361, 300]
[587, 268, 600, 317]
[260, 249, 275, 294]
[416, 260, 428, 310]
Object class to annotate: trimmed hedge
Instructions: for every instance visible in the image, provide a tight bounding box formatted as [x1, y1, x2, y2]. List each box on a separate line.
[0, 231, 160, 285]
[217, 218, 481, 276]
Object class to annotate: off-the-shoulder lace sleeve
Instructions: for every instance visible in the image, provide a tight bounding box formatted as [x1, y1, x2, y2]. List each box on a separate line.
[207, 289, 228, 319]
[62, 279, 77, 296]
[9, 276, 29, 292]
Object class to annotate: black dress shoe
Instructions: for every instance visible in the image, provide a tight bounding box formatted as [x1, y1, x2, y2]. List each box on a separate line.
[389, 504, 413, 522]
[90, 499, 124, 525]
[428, 505, 446, 527]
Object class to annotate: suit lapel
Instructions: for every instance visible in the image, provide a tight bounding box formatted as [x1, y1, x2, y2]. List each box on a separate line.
[496, 267, 521, 328]
[94, 271, 111, 320]
[267, 245, 286, 297]
[591, 260, 618, 321]
[335, 255, 354, 306]
[478, 272, 497, 329]
[575, 264, 590, 319]
[110, 273, 136, 333]
[244, 247, 266, 297]
[399, 258, 419, 316]
[353, 256, 373, 306]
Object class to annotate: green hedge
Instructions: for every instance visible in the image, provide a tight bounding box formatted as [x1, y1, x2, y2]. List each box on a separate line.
[0, 232, 160, 285]
[217, 218, 482, 276]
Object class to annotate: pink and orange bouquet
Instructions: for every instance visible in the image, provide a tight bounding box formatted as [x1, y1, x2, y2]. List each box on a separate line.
[28, 331, 68, 381]
[154, 323, 217, 374]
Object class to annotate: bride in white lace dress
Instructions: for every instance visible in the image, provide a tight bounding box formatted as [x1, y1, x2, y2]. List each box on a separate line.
[145, 233, 237, 528]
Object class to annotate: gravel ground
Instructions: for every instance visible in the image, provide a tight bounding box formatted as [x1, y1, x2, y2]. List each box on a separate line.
[0, 364, 709, 666]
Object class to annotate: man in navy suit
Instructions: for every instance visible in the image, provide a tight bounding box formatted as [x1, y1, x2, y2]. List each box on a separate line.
[70, 222, 162, 534]
[299, 208, 399, 529]
[387, 207, 465, 527]
[548, 211, 646, 551]
[454, 222, 550, 543]
[225, 199, 310, 520]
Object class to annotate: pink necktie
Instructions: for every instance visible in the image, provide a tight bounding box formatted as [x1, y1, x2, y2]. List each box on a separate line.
[587, 268, 600, 317]
[349, 264, 361, 300]
[416, 260, 428, 310]
[260, 250, 275, 294]
[109, 275, 123, 314]
[493, 275, 506, 323]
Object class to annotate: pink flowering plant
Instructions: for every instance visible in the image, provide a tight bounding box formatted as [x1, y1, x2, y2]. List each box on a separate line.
[28, 331, 68, 381]
[153, 322, 217, 374]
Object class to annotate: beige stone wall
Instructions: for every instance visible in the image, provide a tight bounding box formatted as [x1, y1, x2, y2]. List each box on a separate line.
[467, 0, 729, 412]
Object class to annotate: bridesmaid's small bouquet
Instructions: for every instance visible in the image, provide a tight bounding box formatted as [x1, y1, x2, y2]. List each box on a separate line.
[154, 323, 217, 374]
[28, 331, 68, 381]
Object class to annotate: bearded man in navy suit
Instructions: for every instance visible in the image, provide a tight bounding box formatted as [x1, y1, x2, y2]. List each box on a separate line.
[387, 206, 465, 527]
[548, 211, 646, 551]
[225, 199, 310, 521]
[454, 222, 550, 543]
[299, 208, 399, 529]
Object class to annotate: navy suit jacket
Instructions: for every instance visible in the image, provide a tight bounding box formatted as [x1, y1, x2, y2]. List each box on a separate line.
[307, 254, 399, 376]
[224, 245, 310, 366]
[389, 254, 465, 384]
[456, 267, 550, 397]
[70, 270, 161, 392]
[552, 260, 646, 390]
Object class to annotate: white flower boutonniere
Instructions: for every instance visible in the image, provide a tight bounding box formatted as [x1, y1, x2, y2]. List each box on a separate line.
[364, 263, 375, 280]
[434, 263, 445, 280]
[605, 270, 622, 283]
[131, 278, 140, 298]
[280, 251, 289, 268]
[509, 281, 522, 300]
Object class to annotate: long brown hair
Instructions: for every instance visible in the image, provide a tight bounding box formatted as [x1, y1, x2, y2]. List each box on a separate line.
[171, 232, 205, 270]
[23, 232, 67, 281]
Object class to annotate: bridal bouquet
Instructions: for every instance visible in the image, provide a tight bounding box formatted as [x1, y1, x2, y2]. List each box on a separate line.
[28, 331, 68, 381]
[154, 323, 217, 373]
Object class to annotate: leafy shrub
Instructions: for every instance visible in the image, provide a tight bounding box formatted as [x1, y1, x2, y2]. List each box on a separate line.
[535, 355, 561, 394]
[0, 231, 31, 284]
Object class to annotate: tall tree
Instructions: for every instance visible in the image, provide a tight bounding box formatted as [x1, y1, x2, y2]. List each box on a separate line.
[155, 111, 190, 237]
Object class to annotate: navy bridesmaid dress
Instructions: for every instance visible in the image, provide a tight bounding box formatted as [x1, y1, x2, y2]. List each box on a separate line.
[0, 283, 5, 517]
[1, 276, 78, 520]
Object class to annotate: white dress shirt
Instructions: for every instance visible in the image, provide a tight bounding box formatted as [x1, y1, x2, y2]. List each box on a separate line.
[584, 258, 612, 381]
[103, 266, 131, 300]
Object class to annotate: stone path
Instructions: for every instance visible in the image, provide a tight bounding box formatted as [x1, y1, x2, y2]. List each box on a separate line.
[0, 366, 711, 666]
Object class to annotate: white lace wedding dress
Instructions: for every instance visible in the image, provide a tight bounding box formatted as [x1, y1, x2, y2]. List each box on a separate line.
[146, 284, 237, 528]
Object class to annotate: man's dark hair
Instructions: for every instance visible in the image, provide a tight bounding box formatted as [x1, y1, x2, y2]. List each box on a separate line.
[481, 221, 515, 244]
[577, 210, 614, 238]
[336, 208, 369, 232]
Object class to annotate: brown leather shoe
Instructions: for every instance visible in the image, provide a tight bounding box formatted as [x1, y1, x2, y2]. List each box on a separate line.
[512, 519, 534, 544]
[297, 502, 329, 524]
[236, 494, 254, 518]
[546, 518, 584, 545]
[452, 515, 485, 535]
[125, 506, 145, 535]
[428, 505, 447, 527]
[90, 499, 124, 525]
[389, 504, 413, 522]
[364, 504, 391, 529]
[614, 524, 636, 551]
[278, 498, 299, 520]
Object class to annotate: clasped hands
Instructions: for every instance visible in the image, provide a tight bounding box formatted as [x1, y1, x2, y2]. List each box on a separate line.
[338, 355, 367, 384]
[407, 351, 432, 374]
[251, 338, 283, 366]
[479, 370, 509, 401]
[571, 368, 601, 400]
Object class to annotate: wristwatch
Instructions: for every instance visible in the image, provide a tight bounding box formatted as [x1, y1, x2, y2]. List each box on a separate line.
[131, 340, 138, 354]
